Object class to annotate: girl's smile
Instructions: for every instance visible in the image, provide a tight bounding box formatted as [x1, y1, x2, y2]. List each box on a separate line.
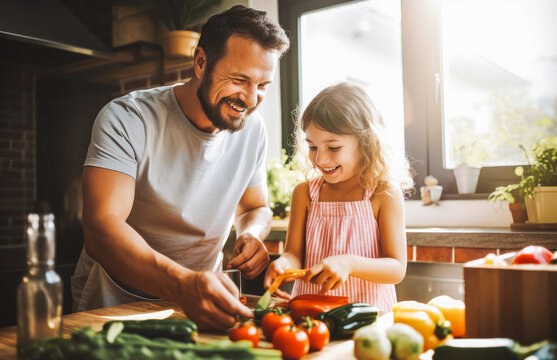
[304, 122, 362, 185]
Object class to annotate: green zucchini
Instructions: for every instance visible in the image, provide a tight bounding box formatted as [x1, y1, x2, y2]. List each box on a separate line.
[433, 338, 549, 360]
[315, 303, 378, 340]
[102, 318, 198, 343]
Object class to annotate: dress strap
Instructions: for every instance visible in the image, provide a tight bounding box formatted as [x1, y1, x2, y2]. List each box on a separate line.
[363, 185, 376, 200]
[308, 177, 324, 201]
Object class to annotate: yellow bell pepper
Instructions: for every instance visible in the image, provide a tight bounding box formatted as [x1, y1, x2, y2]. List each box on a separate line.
[427, 295, 466, 338]
[393, 301, 453, 351]
[392, 301, 447, 324]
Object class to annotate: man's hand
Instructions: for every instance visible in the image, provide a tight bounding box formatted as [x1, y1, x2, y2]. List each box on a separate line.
[304, 255, 352, 294]
[227, 232, 269, 279]
[175, 271, 252, 331]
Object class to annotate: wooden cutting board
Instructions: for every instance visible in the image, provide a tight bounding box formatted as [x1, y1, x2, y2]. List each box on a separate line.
[464, 259, 557, 344]
[0, 295, 370, 360]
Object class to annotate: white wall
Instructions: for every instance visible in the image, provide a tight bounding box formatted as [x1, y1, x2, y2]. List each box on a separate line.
[405, 199, 512, 227]
[213, 0, 283, 158]
[248, 0, 283, 158]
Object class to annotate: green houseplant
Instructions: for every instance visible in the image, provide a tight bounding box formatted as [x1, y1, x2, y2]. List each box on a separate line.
[123, 0, 222, 58]
[488, 167, 532, 223]
[489, 136, 557, 223]
[267, 150, 305, 219]
[523, 136, 557, 223]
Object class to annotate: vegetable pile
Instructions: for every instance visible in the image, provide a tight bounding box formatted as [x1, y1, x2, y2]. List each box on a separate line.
[19, 319, 282, 360]
[481, 245, 557, 266]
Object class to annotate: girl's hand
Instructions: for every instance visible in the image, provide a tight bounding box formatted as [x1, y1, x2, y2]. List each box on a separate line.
[263, 256, 294, 300]
[304, 255, 352, 294]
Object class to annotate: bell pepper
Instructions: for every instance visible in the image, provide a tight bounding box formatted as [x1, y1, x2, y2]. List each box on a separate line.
[392, 301, 447, 324]
[288, 294, 350, 320]
[314, 303, 378, 340]
[512, 245, 552, 265]
[427, 295, 466, 338]
[393, 301, 452, 351]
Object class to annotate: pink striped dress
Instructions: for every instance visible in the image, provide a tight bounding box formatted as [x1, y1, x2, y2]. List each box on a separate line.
[291, 177, 397, 311]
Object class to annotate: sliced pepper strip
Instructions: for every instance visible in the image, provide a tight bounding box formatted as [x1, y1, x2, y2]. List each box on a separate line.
[268, 268, 308, 295]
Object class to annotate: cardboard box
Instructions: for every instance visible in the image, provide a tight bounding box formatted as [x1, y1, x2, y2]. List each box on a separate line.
[464, 254, 557, 344]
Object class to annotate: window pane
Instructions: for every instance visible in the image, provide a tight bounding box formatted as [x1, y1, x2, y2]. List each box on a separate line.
[442, 0, 557, 169]
[299, 0, 404, 151]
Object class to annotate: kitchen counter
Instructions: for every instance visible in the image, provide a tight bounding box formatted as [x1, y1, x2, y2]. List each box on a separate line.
[405, 227, 557, 249]
[268, 220, 557, 248]
[0, 295, 384, 360]
[265, 221, 557, 264]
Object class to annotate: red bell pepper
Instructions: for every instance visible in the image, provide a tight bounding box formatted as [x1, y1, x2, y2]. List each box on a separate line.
[512, 245, 552, 265]
[288, 294, 350, 320]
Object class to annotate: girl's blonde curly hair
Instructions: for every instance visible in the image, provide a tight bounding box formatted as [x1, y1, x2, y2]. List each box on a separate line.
[292, 82, 414, 195]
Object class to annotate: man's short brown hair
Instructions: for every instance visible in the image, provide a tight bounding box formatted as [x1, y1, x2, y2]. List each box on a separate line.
[198, 5, 290, 73]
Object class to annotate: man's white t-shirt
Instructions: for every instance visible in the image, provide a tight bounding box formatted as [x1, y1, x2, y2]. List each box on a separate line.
[72, 84, 268, 310]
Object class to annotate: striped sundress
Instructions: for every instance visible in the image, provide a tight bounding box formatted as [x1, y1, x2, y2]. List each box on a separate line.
[291, 176, 397, 311]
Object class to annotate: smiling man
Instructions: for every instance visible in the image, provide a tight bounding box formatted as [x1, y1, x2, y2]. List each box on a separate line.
[71, 5, 289, 330]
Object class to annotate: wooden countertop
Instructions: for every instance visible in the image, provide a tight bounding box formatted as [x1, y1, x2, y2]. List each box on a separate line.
[0, 295, 379, 360]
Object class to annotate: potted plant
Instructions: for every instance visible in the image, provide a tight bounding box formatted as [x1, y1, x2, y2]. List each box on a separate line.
[488, 169, 530, 224]
[522, 136, 557, 223]
[124, 0, 222, 58]
[449, 117, 492, 194]
[267, 150, 305, 219]
[489, 136, 557, 224]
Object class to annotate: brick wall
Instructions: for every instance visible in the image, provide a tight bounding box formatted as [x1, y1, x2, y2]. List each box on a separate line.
[0, 63, 36, 245]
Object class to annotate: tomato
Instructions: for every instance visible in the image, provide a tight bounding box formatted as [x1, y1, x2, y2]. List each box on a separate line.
[272, 325, 310, 360]
[261, 312, 293, 340]
[228, 322, 259, 347]
[299, 317, 330, 351]
[239, 295, 247, 305]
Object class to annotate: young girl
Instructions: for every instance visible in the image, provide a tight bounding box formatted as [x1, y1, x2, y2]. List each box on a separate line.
[263, 82, 413, 311]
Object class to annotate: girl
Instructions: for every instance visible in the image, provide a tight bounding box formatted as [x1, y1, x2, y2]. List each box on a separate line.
[263, 82, 413, 311]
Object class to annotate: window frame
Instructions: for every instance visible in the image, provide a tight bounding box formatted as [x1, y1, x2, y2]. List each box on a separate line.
[279, 0, 519, 198]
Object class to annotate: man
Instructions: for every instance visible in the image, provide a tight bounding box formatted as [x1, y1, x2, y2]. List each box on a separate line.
[71, 5, 290, 330]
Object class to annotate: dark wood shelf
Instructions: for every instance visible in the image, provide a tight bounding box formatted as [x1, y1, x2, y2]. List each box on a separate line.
[51, 42, 194, 86]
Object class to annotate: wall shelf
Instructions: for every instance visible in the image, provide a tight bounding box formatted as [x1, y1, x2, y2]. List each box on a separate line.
[51, 42, 194, 91]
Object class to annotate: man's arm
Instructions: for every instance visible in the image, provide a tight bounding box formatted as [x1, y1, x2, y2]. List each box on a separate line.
[82, 166, 251, 329]
[227, 184, 272, 279]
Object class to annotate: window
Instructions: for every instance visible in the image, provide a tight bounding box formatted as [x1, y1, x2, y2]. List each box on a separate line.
[279, 0, 557, 196]
[441, 0, 557, 169]
[298, 1, 404, 151]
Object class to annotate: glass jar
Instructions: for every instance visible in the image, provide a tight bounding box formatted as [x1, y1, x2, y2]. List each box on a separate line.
[17, 213, 62, 356]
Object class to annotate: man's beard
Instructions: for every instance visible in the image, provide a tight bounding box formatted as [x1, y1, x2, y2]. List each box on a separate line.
[197, 76, 257, 133]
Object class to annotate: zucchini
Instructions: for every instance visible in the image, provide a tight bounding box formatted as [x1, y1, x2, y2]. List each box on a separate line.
[433, 338, 549, 360]
[315, 303, 378, 340]
[102, 318, 198, 343]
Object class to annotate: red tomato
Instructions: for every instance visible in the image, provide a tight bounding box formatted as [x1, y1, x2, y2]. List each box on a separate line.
[261, 312, 293, 340]
[239, 295, 247, 305]
[299, 318, 330, 351]
[228, 322, 259, 348]
[512, 245, 552, 264]
[272, 325, 310, 360]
